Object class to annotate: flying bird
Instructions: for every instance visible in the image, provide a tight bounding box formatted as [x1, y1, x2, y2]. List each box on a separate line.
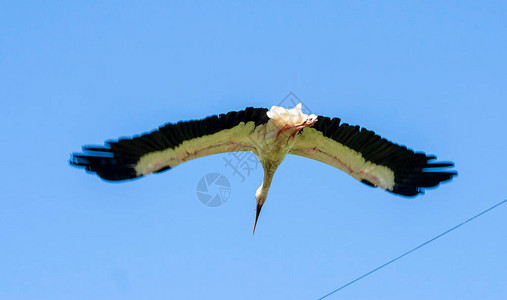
[70, 104, 456, 233]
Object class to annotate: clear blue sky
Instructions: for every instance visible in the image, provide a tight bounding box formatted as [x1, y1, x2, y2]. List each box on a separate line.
[1, 1, 506, 299]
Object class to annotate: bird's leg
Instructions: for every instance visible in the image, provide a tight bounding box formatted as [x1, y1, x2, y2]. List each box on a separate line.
[290, 118, 318, 138]
[277, 124, 295, 136]
[277, 118, 318, 138]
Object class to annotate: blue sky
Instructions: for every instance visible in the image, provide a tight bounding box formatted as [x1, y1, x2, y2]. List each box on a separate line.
[1, 1, 506, 299]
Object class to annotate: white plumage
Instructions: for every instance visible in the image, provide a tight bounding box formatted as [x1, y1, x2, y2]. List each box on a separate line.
[71, 103, 456, 233]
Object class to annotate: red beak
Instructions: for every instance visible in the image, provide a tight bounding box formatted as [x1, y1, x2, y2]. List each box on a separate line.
[253, 203, 263, 235]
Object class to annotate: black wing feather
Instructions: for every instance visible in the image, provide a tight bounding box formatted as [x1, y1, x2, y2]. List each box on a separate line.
[312, 116, 456, 196]
[70, 107, 269, 181]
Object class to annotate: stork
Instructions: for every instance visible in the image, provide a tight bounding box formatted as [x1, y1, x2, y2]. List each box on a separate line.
[70, 104, 456, 233]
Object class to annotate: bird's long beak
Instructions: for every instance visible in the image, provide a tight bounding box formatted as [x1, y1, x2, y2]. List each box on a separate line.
[253, 203, 263, 235]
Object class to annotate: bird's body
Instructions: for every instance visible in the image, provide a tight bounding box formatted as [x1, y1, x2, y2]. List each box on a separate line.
[71, 104, 456, 232]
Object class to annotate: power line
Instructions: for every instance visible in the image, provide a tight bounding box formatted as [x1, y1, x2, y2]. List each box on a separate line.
[319, 198, 507, 299]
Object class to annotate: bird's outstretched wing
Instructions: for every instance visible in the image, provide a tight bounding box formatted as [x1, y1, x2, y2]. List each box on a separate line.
[70, 107, 269, 181]
[290, 116, 456, 196]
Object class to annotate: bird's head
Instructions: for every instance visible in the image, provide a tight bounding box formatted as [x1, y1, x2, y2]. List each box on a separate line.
[255, 184, 266, 205]
[253, 184, 267, 234]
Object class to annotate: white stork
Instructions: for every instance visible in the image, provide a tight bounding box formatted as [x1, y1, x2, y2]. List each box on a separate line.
[71, 104, 456, 233]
